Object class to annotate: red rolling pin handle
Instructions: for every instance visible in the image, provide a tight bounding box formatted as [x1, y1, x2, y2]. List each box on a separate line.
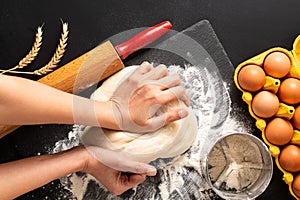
[115, 21, 172, 60]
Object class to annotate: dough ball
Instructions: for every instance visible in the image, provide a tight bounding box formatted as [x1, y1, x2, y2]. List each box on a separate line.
[81, 65, 198, 163]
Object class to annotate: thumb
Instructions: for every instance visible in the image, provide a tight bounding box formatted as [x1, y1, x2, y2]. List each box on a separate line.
[86, 146, 157, 175]
[119, 159, 157, 176]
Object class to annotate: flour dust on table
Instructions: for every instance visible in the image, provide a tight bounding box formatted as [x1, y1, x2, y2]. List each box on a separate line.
[50, 64, 251, 200]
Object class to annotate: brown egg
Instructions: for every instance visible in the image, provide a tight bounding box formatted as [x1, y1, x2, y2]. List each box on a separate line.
[278, 78, 300, 105]
[237, 64, 266, 92]
[251, 91, 279, 118]
[238, 65, 266, 92]
[292, 105, 300, 130]
[293, 173, 300, 197]
[265, 117, 294, 145]
[279, 145, 300, 172]
[263, 52, 291, 78]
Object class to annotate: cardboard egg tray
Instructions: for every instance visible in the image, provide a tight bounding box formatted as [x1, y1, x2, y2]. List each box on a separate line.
[234, 35, 300, 199]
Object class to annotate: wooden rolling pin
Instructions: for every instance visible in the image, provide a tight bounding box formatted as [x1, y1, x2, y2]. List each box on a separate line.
[0, 21, 172, 138]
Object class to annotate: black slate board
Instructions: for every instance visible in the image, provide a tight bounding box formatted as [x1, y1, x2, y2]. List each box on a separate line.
[71, 19, 236, 200]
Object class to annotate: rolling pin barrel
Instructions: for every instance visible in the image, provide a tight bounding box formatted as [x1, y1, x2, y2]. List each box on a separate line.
[38, 41, 124, 94]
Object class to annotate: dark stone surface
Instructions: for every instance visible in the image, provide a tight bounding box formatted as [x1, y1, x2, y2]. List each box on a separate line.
[1, 0, 299, 199]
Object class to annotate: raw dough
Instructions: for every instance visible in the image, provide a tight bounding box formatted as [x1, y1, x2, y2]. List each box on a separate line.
[81, 66, 198, 163]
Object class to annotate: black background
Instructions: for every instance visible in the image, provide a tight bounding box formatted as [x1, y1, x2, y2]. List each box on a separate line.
[1, 0, 300, 199]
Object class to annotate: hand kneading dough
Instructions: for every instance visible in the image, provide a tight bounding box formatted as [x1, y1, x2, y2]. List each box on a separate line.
[81, 66, 198, 163]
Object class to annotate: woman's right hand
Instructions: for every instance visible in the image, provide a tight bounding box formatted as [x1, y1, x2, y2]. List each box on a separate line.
[108, 62, 190, 133]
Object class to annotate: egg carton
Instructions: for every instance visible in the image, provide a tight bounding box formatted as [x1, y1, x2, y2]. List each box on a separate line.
[234, 35, 300, 200]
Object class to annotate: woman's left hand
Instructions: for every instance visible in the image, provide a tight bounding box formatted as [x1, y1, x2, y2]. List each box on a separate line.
[83, 146, 157, 195]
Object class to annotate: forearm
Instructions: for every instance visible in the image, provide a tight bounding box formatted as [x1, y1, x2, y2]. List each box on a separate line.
[0, 75, 118, 129]
[0, 146, 87, 200]
[0, 74, 75, 124]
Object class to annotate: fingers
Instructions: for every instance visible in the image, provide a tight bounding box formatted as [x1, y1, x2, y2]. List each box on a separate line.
[148, 108, 189, 131]
[140, 63, 190, 106]
[135, 62, 183, 89]
[166, 108, 189, 123]
[128, 174, 147, 185]
[156, 86, 190, 107]
[155, 73, 190, 106]
[110, 173, 147, 195]
[156, 73, 182, 89]
[141, 61, 152, 68]
[116, 158, 157, 175]
[123, 173, 146, 186]
[116, 173, 147, 195]
[141, 64, 169, 80]
[179, 93, 190, 107]
[121, 173, 146, 189]
[86, 146, 157, 175]
[134, 61, 153, 75]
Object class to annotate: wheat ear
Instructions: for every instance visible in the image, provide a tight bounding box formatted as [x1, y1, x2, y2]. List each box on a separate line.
[33, 22, 68, 75]
[0, 26, 43, 74]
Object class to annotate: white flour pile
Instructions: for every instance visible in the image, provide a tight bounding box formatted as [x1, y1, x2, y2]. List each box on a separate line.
[49, 64, 254, 200]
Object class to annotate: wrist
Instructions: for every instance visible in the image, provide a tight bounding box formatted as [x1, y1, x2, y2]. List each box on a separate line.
[94, 100, 120, 130]
[80, 146, 106, 175]
[62, 145, 90, 173]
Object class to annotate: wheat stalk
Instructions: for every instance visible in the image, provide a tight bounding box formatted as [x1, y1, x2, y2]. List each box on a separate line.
[33, 22, 68, 75]
[0, 22, 68, 76]
[0, 26, 43, 74]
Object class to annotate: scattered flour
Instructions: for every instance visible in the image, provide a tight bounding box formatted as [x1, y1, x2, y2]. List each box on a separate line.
[49, 64, 252, 199]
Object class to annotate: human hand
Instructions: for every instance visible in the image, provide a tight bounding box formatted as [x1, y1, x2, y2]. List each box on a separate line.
[83, 146, 156, 195]
[110, 62, 190, 133]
